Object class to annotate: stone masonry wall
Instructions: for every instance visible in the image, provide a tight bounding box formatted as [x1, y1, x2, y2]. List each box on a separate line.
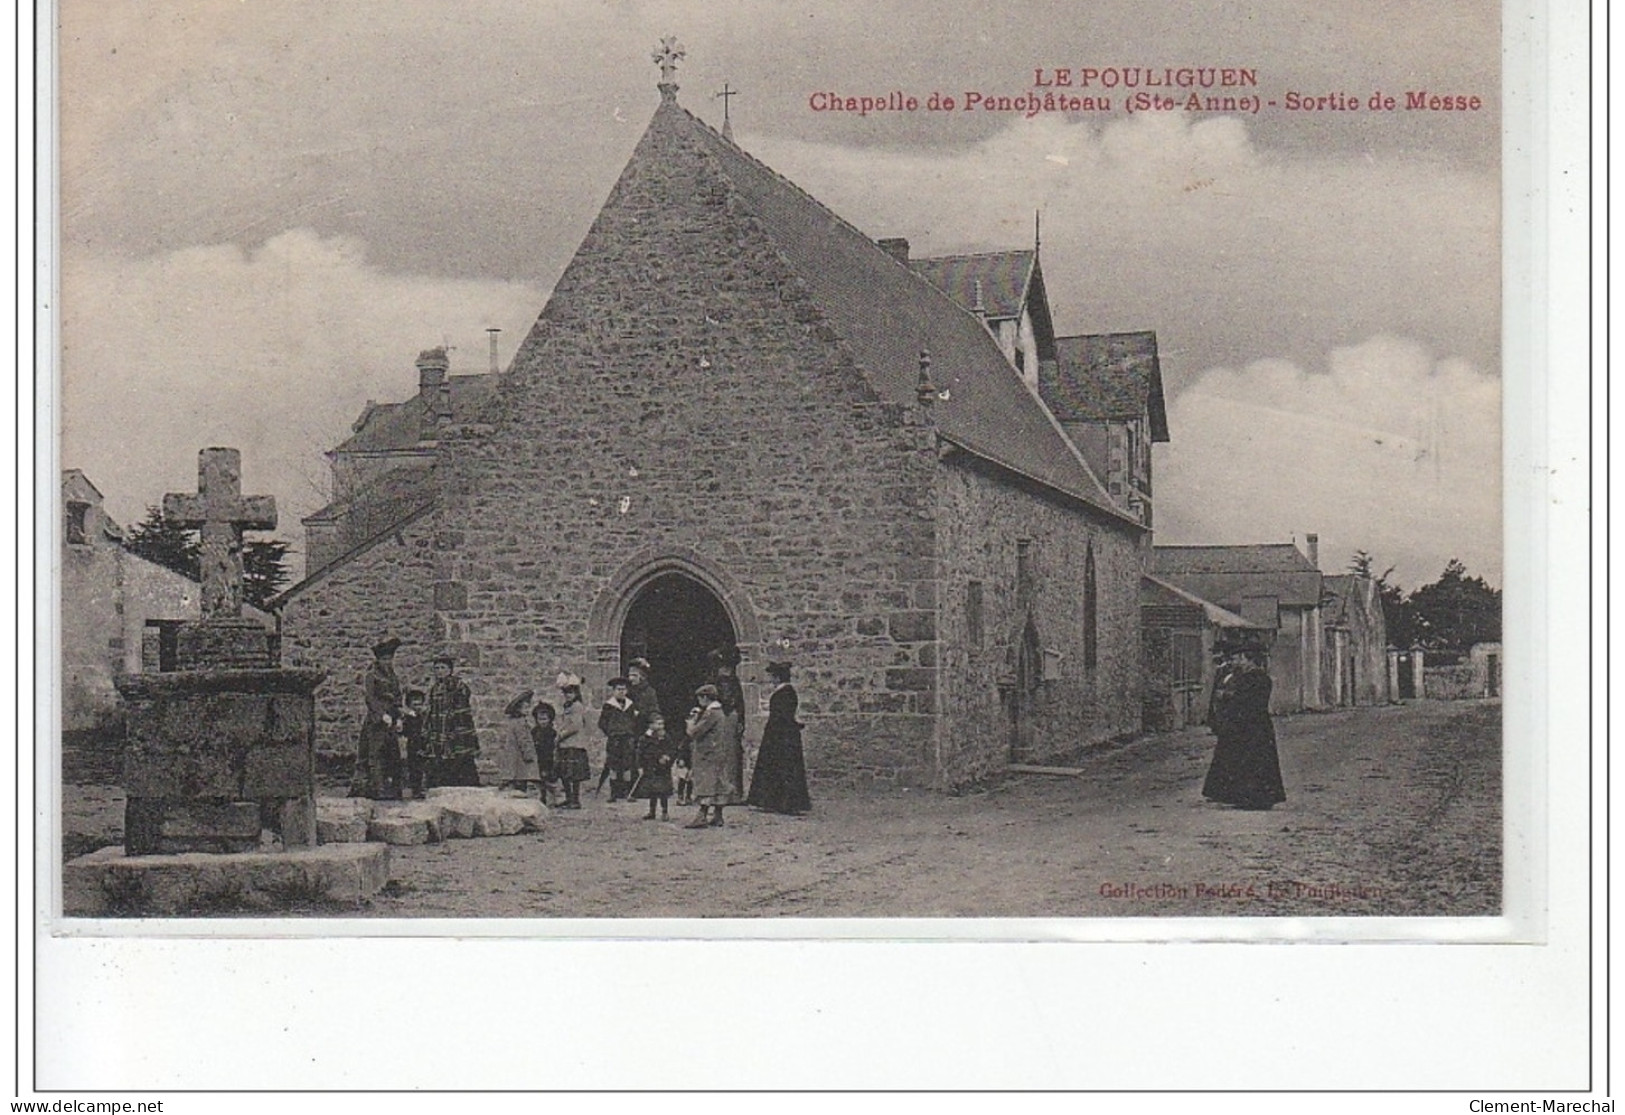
[277, 510, 441, 755]
[934, 459, 1145, 788]
[425, 104, 943, 785]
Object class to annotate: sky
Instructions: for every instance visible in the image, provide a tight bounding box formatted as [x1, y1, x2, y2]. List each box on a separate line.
[55, 0, 1502, 588]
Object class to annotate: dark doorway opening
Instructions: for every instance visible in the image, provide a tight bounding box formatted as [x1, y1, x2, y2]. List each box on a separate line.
[1396, 652, 1416, 699]
[620, 572, 737, 727]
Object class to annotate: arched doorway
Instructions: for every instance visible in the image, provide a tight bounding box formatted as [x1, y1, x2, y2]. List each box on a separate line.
[619, 572, 738, 727]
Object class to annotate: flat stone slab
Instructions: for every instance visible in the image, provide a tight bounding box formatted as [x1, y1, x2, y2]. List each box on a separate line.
[1006, 764, 1087, 777]
[367, 802, 446, 846]
[349, 788, 547, 845]
[63, 843, 390, 917]
[316, 797, 374, 844]
[423, 787, 547, 837]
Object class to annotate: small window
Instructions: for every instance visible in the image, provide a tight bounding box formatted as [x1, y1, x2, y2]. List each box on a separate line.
[966, 581, 984, 649]
[66, 501, 89, 545]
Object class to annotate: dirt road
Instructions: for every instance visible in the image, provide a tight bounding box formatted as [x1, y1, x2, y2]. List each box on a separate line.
[61, 700, 1500, 919]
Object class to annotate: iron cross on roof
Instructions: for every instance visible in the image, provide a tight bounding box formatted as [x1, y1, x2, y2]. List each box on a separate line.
[163, 447, 277, 621]
[653, 36, 685, 85]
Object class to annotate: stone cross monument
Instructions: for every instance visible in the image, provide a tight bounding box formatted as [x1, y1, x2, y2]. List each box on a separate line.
[112, 447, 326, 860]
[162, 448, 280, 669]
[163, 447, 276, 620]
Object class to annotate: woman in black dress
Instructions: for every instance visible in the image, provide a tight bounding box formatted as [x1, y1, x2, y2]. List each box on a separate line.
[747, 661, 812, 815]
[1201, 645, 1286, 810]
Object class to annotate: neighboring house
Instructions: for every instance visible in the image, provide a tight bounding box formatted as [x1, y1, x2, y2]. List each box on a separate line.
[1139, 574, 1262, 731]
[1041, 333, 1168, 528]
[60, 470, 270, 738]
[906, 247, 1169, 530]
[905, 245, 1055, 386]
[275, 78, 1154, 789]
[1319, 573, 1392, 707]
[1151, 539, 1325, 714]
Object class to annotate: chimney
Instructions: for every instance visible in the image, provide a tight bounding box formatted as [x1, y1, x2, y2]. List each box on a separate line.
[485, 328, 501, 375]
[878, 237, 910, 264]
[971, 279, 986, 318]
[1306, 532, 1320, 569]
[416, 346, 452, 422]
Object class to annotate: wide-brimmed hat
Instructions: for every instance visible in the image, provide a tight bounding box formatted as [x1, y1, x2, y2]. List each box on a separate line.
[503, 689, 535, 718]
[1216, 629, 1270, 654]
[628, 657, 652, 673]
[708, 645, 742, 668]
[694, 683, 720, 702]
[556, 671, 583, 690]
[766, 660, 792, 680]
[372, 636, 402, 657]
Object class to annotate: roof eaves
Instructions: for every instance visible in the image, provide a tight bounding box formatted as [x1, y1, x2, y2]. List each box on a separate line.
[939, 432, 1146, 531]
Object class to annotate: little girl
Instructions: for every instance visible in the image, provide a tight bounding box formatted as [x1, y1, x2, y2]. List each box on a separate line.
[496, 690, 540, 792]
[531, 701, 559, 805]
[553, 673, 591, 810]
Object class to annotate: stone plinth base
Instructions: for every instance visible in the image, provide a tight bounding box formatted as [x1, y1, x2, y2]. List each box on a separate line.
[63, 843, 390, 917]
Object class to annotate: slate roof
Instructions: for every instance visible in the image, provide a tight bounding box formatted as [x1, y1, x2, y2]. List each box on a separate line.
[1046, 333, 1169, 441]
[908, 251, 1034, 321]
[684, 106, 1130, 524]
[1152, 544, 1323, 608]
[1140, 574, 1258, 629]
[333, 375, 495, 455]
[303, 462, 435, 527]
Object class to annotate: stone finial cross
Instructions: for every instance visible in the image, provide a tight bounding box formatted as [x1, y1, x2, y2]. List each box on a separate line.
[163, 448, 277, 620]
[652, 36, 685, 86]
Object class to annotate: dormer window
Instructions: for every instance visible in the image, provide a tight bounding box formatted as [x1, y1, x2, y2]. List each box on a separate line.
[66, 501, 89, 546]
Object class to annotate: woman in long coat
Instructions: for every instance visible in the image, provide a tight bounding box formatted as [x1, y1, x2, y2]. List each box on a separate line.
[684, 684, 742, 828]
[351, 637, 403, 799]
[746, 661, 811, 814]
[1202, 649, 1286, 810]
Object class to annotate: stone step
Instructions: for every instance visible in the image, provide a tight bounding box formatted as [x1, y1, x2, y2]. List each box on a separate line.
[1006, 763, 1087, 777]
[63, 843, 390, 917]
[315, 798, 374, 844]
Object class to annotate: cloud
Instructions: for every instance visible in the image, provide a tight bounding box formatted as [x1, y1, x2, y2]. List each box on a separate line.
[1154, 335, 1502, 587]
[743, 110, 1499, 380]
[60, 229, 545, 574]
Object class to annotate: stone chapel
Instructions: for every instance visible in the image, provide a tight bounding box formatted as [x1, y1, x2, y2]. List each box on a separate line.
[274, 63, 1170, 789]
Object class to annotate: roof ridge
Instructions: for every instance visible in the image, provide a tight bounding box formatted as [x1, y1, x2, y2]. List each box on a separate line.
[680, 105, 919, 276]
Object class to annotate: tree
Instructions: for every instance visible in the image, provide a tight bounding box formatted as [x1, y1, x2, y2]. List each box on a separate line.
[1408, 559, 1501, 655]
[123, 504, 293, 610]
[122, 505, 199, 579]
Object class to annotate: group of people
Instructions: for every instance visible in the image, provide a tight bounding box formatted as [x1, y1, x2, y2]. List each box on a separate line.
[1200, 636, 1287, 811]
[349, 637, 483, 800]
[350, 638, 813, 827]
